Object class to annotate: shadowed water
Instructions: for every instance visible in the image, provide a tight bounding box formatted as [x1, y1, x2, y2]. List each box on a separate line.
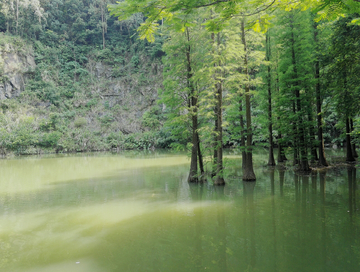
[0, 150, 359, 272]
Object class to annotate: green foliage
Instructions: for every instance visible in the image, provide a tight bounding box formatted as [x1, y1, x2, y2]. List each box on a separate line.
[141, 105, 163, 130]
[74, 117, 87, 128]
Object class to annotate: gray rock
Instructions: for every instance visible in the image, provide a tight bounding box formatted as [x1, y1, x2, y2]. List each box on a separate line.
[0, 44, 35, 100]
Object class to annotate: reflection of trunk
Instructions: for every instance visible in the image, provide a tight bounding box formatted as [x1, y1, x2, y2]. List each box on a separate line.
[266, 32, 275, 166]
[189, 183, 204, 201]
[301, 176, 309, 217]
[294, 174, 300, 202]
[346, 117, 355, 162]
[190, 184, 204, 270]
[241, 18, 256, 181]
[243, 181, 256, 268]
[347, 167, 356, 220]
[270, 169, 277, 271]
[270, 169, 275, 196]
[311, 172, 317, 206]
[279, 170, 285, 197]
[214, 186, 227, 271]
[350, 119, 358, 158]
[319, 170, 327, 271]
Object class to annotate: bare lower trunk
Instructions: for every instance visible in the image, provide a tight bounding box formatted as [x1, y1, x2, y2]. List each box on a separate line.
[240, 97, 246, 170]
[188, 101, 199, 183]
[346, 117, 356, 162]
[185, 29, 199, 183]
[197, 133, 205, 177]
[241, 18, 256, 181]
[277, 127, 287, 163]
[212, 33, 225, 185]
[290, 20, 309, 172]
[350, 118, 358, 158]
[314, 25, 328, 166]
[266, 32, 275, 166]
[214, 81, 225, 185]
[309, 117, 318, 163]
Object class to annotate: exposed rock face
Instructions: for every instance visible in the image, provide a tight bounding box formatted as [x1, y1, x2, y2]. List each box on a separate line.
[85, 59, 161, 133]
[0, 42, 36, 99]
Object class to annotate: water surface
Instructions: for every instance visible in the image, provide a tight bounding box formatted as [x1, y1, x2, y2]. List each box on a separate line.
[0, 150, 359, 272]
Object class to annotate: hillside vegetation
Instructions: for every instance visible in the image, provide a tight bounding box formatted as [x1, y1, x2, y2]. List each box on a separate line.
[0, 0, 168, 155]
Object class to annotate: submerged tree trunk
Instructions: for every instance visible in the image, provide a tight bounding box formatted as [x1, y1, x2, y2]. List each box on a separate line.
[346, 117, 356, 162]
[241, 18, 256, 181]
[314, 21, 328, 167]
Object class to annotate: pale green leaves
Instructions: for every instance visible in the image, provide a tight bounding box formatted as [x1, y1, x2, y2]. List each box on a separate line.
[138, 21, 159, 43]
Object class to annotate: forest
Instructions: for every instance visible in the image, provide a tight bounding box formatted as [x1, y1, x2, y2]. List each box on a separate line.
[0, 0, 359, 183]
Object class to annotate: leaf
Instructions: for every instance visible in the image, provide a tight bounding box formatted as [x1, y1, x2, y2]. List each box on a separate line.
[253, 20, 261, 33]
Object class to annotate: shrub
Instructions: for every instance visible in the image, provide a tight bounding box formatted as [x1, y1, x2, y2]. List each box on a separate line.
[74, 117, 87, 128]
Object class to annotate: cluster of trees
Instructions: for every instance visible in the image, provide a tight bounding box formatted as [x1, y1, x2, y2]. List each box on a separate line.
[110, 0, 360, 183]
[0, 0, 359, 181]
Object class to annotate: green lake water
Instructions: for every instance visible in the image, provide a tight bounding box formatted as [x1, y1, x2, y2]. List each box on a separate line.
[0, 150, 359, 272]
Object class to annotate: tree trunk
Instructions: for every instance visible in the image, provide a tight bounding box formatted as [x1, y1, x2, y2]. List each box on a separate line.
[290, 18, 309, 171]
[16, 0, 19, 35]
[266, 31, 275, 166]
[350, 118, 358, 158]
[308, 115, 318, 162]
[314, 20, 328, 167]
[277, 132, 287, 163]
[197, 132, 205, 180]
[211, 32, 218, 178]
[214, 33, 225, 185]
[185, 29, 199, 183]
[346, 117, 356, 162]
[101, 1, 106, 49]
[241, 18, 256, 181]
[292, 101, 299, 165]
[240, 97, 246, 170]
[275, 65, 287, 163]
[188, 95, 199, 183]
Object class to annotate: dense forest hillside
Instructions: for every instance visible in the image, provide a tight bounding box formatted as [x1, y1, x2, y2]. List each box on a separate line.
[0, 0, 168, 154]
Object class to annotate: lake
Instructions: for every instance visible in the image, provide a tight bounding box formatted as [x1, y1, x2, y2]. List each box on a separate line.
[0, 149, 359, 272]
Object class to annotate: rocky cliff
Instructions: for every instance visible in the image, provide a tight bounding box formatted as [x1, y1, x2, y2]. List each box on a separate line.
[0, 34, 36, 99]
